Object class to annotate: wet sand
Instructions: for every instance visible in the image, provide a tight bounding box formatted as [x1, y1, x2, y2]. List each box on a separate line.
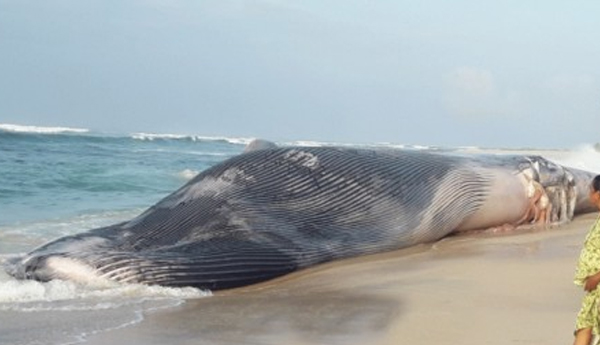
[82, 212, 598, 345]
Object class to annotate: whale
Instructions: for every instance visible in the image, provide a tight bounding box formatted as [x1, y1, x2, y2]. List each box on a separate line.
[4, 142, 598, 290]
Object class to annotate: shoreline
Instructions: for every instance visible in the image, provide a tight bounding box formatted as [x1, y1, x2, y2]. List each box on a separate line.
[82, 212, 598, 345]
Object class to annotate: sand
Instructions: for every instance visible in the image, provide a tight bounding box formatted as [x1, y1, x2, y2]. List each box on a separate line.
[80, 212, 598, 345]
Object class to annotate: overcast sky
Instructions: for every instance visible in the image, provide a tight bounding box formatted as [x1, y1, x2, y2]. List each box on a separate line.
[1, 1, 598, 148]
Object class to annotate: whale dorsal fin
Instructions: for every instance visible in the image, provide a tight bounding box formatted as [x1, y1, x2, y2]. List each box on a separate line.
[243, 139, 278, 153]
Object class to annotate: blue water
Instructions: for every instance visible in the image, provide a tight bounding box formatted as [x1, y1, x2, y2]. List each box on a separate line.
[0, 127, 248, 244]
[0, 125, 251, 345]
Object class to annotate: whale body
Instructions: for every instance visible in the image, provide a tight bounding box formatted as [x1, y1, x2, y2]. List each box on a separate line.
[5, 145, 597, 290]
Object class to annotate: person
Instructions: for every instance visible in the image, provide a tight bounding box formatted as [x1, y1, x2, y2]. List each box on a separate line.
[573, 175, 600, 345]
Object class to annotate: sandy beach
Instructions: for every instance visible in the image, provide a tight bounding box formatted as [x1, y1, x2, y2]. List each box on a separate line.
[80, 212, 598, 345]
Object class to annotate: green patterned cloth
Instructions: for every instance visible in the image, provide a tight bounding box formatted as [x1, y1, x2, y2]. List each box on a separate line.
[575, 215, 600, 334]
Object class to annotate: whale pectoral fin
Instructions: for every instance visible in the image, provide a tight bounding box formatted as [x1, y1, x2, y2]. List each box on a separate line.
[96, 239, 299, 290]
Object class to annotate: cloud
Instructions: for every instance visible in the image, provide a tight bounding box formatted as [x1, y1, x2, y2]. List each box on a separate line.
[442, 67, 500, 119]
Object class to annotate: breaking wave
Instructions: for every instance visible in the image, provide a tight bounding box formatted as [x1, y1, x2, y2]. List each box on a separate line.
[0, 123, 90, 134]
[130, 132, 254, 145]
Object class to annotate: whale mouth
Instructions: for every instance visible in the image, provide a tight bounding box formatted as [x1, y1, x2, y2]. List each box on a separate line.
[3, 253, 59, 282]
[3, 251, 105, 286]
[2, 255, 21, 278]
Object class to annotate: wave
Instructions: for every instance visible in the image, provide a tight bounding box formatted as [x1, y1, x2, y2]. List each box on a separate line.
[0, 123, 89, 135]
[0, 265, 209, 345]
[0, 124, 254, 148]
[550, 144, 600, 173]
[0, 209, 143, 241]
[131, 132, 254, 145]
[3, 123, 593, 154]
[0, 123, 466, 150]
[0, 270, 210, 310]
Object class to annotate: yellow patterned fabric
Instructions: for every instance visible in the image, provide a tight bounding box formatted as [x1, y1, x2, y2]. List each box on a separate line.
[575, 215, 600, 334]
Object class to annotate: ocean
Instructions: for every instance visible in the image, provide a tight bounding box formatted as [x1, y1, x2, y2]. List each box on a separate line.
[0, 124, 249, 344]
[0, 123, 599, 345]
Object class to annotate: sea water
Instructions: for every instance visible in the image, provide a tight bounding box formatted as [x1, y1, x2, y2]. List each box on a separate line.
[0, 125, 248, 344]
[0, 123, 599, 344]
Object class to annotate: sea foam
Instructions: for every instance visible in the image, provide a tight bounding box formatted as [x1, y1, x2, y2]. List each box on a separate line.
[0, 262, 210, 345]
[131, 132, 254, 145]
[0, 209, 143, 241]
[0, 259, 210, 312]
[0, 123, 89, 134]
[549, 144, 600, 173]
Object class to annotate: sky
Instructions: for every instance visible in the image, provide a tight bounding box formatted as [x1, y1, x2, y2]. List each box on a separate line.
[0, 0, 598, 148]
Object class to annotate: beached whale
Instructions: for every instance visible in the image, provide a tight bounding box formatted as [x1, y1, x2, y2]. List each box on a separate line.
[4, 142, 598, 290]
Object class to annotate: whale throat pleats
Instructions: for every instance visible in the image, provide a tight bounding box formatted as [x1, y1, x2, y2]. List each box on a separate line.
[6, 147, 497, 290]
